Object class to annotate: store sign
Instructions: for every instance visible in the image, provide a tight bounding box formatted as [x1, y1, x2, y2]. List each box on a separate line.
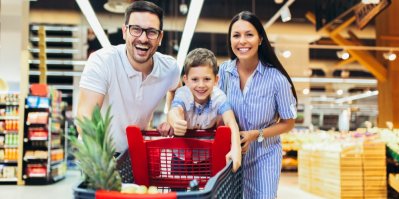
[354, 0, 391, 30]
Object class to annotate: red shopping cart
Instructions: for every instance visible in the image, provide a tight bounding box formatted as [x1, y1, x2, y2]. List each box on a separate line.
[73, 125, 242, 199]
[126, 125, 231, 190]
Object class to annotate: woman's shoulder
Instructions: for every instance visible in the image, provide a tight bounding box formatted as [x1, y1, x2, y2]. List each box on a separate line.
[210, 87, 227, 108]
[264, 65, 291, 86]
[219, 59, 235, 71]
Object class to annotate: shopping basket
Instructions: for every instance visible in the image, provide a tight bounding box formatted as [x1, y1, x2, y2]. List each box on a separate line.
[126, 125, 231, 190]
[73, 125, 243, 198]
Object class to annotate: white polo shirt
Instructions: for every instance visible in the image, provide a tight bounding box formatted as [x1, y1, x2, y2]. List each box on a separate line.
[80, 44, 180, 152]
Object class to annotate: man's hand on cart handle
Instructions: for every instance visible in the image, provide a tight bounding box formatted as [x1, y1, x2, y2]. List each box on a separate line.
[226, 149, 241, 173]
[226, 151, 241, 173]
[157, 122, 174, 137]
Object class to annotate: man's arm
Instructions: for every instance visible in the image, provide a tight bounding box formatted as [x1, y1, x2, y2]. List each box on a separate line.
[76, 87, 105, 134]
[157, 81, 182, 135]
[165, 80, 182, 111]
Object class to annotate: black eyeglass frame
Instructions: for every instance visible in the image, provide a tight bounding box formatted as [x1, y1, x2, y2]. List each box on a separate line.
[125, 25, 162, 40]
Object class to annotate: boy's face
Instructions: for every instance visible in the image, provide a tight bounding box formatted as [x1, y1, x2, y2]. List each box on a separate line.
[183, 65, 219, 105]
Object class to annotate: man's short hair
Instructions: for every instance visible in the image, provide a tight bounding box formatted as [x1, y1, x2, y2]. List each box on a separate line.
[124, 1, 163, 30]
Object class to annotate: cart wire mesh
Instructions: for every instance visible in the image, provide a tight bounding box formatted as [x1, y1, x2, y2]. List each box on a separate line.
[126, 126, 231, 192]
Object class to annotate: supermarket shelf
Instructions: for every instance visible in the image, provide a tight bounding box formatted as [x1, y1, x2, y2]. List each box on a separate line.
[0, 102, 18, 106]
[0, 160, 18, 164]
[28, 137, 48, 141]
[25, 173, 47, 178]
[0, 130, 19, 134]
[51, 145, 62, 149]
[24, 158, 47, 162]
[50, 160, 64, 166]
[50, 130, 63, 134]
[0, 116, 19, 120]
[0, 177, 18, 182]
[25, 106, 50, 110]
[0, 145, 18, 149]
[52, 174, 65, 182]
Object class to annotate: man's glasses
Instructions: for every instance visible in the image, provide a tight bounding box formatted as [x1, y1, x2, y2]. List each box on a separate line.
[126, 25, 161, 40]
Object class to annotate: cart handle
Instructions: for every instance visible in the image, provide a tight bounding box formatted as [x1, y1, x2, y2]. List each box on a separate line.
[141, 129, 215, 138]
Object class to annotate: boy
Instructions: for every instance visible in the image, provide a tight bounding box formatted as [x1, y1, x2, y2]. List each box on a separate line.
[167, 48, 241, 172]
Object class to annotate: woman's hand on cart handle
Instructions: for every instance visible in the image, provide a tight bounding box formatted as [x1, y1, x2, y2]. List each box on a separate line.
[157, 122, 174, 137]
[226, 149, 241, 173]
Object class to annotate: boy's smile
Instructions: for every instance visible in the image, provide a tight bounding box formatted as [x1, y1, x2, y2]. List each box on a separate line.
[183, 65, 219, 105]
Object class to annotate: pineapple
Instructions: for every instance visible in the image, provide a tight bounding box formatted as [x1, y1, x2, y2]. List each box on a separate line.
[70, 105, 121, 191]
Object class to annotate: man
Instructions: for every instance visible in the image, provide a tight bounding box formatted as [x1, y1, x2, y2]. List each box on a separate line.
[77, 1, 180, 153]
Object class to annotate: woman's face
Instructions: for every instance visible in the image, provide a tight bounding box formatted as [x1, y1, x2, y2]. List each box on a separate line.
[230, 20, 262, 61]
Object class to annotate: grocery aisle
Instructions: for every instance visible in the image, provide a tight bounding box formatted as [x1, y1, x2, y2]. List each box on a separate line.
[278, 172, 323, 199]
[0, 170, 322, 199]
[0, 170, 81, 199]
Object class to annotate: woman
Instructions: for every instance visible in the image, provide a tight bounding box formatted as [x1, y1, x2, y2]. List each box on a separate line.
[218, 11, 298, 198]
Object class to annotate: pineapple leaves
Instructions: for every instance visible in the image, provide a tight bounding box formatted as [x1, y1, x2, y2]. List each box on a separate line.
[69, 105, 121, 191]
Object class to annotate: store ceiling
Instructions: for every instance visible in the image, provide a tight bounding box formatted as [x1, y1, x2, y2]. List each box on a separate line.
[28, 0, 380, 112]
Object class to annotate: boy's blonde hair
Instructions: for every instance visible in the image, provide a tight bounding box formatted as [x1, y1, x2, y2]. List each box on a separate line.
[183, 48, 218, 75]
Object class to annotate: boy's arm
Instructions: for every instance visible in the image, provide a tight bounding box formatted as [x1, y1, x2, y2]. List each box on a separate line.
[222, 110, 242, 172]
[167, 106, 187, 136]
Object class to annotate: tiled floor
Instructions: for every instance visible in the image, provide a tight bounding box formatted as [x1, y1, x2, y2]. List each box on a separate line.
[0, 170, 323, 199]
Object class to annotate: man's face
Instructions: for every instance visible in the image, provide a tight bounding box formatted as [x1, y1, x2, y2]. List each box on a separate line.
[183, 65, 219, 105]
[123, 12, 163, 65]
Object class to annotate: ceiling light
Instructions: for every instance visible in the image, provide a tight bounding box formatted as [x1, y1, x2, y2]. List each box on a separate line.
[303, 68, 313, 77]
[280, 6, 291, 22]
[282, 50, 292, 58]
[383, 51, 397, 61]
[104, 0, 130, 14]
[274, 0, 284, 4]
[340, 70, 350, 78]
[336, 50, 350, 60]
[76, 0, 111, 48]
[179, 0, 188, 15]
[336, 89, 343, 95]
[265, 0, 295, 28]
[302, 88, 310, 95]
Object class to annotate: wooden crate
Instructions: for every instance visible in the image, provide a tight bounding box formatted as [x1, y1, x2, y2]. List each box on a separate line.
[362, 142, 387, 199]
[298, 141, 387, 199]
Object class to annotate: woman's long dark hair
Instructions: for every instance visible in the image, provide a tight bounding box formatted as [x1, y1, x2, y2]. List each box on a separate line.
[227, 11, 297, 102]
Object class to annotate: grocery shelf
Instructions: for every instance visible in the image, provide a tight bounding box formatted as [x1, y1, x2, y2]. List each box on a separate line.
[0, 177, 18, 182]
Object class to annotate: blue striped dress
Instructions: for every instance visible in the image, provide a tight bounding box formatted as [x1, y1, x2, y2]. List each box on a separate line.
[218, 59, 297, 199]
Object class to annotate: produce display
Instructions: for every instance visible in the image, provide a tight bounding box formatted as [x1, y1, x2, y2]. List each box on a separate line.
[298, 131, 387, 199]
[120, 184, 159, 194]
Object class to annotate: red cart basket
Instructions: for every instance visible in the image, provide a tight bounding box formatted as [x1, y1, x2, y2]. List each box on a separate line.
[126, 125, 231, 190]
[73, 125, 242, 199]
